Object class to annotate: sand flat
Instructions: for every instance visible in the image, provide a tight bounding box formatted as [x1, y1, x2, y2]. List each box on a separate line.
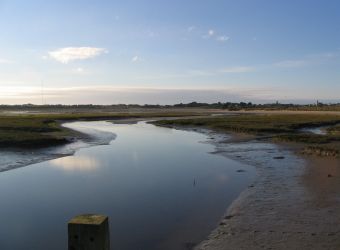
[195, 144, 340, 250]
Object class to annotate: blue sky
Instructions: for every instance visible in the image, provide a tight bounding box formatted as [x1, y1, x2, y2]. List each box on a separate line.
[0, 0, 339, 104]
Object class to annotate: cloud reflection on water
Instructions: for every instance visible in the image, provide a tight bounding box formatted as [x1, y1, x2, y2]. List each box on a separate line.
[50, 155, 100, 172]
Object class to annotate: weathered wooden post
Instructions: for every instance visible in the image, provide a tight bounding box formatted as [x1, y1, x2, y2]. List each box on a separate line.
[68, 214, 110, 250]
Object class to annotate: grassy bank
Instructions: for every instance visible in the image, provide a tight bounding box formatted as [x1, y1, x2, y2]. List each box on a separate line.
[0, 111, 203, 148]
[152, 114, 340, 157]
[3, 111, 340, 154]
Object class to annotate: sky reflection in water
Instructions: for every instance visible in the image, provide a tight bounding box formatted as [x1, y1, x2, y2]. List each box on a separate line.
[50, 155, 100, 172]
[0, 121, 255, 250]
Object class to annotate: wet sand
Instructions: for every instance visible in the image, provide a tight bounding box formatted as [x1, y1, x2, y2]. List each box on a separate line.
[194, 134, 340, 250]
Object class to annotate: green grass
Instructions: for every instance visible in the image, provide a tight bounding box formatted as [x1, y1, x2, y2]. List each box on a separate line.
[273, 133, 338, 144]
[152, 114, 340, 134]
[327, 125, 340, 136]
[3, 111, 340, 155]
[152, 114, 340, 156]
[0, 111, 202, 148]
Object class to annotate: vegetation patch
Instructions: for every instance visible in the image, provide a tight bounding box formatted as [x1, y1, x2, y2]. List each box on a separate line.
[153, 114, 340, 134]
[152, 114, 340, 157]
[302, 146, 340, 157]
[273, 133, 338, 144]
[0, 112, 202, 148]
[327, 125, 340, 136]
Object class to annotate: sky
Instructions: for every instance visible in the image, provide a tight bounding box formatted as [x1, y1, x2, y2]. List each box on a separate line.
[0, 0, 340, 104]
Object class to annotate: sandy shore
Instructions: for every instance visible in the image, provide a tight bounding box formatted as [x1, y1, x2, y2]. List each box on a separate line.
[193, 132, 340, 250]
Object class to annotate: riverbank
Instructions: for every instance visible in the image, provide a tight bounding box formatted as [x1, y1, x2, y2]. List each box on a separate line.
[153, 121, 340, 249]
[0, 114, 207, 172]
[0, 121, 117, 172]
[0, 110, 210, 172]
[0, 111, 207, 149]
[1, 112, 340, 249]
[0, 120, 257, 250]
[152, 113, 340, 157]
[195, 150, 340, 249]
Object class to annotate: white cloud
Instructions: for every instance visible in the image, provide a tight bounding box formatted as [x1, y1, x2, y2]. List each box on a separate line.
[0, 86, 275, 104]
[202, 29, 215, 39]
[273, 52, 339, 69]
[48, 47, 107, 64]
[76, 67, 84, 72]
[309, 52, 338, 60]
[216, 36, 230, 42]
[137, 66, 255, 80]
[274, 60, 307, 68]
[187, 70, 213, 76]
[187, 26, 196, 32]
[1, 86, 339, 105]
[220, 66, 255, 73]
[74, 67, 85, 73]
[131, 56, 143, 63]
[0, 58, 14, 64]
[203, 30, 231, 42]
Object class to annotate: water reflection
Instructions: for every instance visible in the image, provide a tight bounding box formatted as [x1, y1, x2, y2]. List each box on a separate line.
[50, 155, 100, 172]
[0, 121, 255, 250]
[217, 173, 230, 182]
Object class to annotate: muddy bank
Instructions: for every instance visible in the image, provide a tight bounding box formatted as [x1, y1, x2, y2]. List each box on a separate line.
[302, 145, 340, 157]
[0, 117, 196, 173]
[190, 131, 340, 249]
[0, 121, 116, 172]
[158, 124, 340, 249]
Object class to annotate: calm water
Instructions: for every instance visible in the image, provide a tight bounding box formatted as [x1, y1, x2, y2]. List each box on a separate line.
[0, 121, 255, 250]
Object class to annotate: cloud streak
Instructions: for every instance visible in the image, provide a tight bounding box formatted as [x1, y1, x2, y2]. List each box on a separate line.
[216, 36, 230, 42]
[0, 58, 14, 64]
[136, 66, 255, 80]
[202, 29, 215, 39]
[187, 26, 196, 32]
[48, 47, 107, 64]
[208, 29, 215, 36]
[0, 86, 276, 104]
[131, 56, 143, 63]
[0, 86, 339, 105]
[273, 51, 339, 68]
[220, 66, 255, 73]
[201, 28, 231, 43]
[274, 60, 309, 68]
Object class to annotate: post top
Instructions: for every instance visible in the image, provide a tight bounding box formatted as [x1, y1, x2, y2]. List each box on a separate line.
[69, 214, 108, 225]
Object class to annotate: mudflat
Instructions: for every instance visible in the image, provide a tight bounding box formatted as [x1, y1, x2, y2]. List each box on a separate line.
[195, 153, 340, 250]
[152, 113, 340, 250]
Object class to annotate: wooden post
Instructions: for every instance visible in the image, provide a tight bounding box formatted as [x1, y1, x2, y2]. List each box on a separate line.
[68, 214, 110, 250]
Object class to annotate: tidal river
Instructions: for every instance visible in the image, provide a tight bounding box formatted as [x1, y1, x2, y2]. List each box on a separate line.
[0, 121, 255, 250]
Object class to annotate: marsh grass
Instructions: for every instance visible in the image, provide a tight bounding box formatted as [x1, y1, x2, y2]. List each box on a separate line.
[152, 114, 340, 156]
[2, 112, 340, 153]
[153, 114, 340, 133]
[0, 111, 201, 148]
